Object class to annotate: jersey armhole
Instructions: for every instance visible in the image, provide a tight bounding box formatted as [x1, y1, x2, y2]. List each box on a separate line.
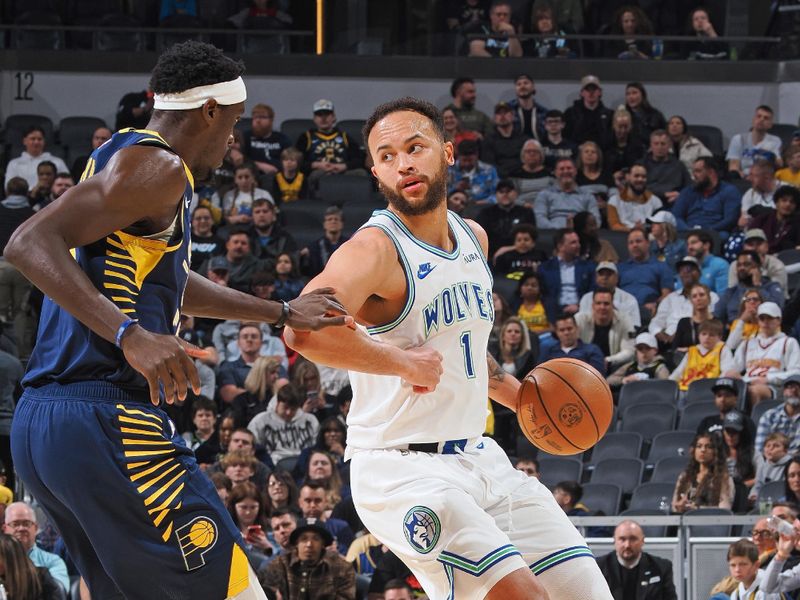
[361, 224, 416, 336]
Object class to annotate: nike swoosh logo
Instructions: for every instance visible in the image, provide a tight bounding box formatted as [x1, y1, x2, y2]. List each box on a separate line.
[417, 266, 436, 279]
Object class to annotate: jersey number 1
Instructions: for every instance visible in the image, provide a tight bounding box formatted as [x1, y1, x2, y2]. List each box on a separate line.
[460, 331, 476, 379]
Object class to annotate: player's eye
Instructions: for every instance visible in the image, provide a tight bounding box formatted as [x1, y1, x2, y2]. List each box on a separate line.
[410, 144, 423, 153]
[382, 153, 394, 162]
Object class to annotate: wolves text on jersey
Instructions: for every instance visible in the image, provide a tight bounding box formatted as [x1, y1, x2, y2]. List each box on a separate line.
[422, 281, 494, 340]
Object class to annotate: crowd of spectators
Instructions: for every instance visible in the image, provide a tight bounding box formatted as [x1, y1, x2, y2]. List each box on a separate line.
[3, 62, 800, 598]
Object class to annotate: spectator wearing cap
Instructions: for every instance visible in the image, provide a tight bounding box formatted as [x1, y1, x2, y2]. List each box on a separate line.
[507, 74, 548, 140]
[754, 374, 800, 457]
[538, 228, 595, 322]
[685, 230, 730, 295]
[247, 197, 297, 263]
[481, 102, 527, 178]
[750, 185, 800, 254]
[300, 206, 349, 278]
[575, 287, 635, 373]
[541, 109, 578, 170]
[199, 228, 270, 294]
[647, 211, 687, 273]
[696, 379, 755, 439]
[643, 130, 691, 204]
[443, 77, 493, 137]
[468, 1, 523, 58]
[714, 251, 784, 325]
[725, 302, 800, 406]
[618, 228, 674, 318]
[190, 205, 224, 273]
[727, 105, 783, 179]
[776, 145, 800, 187]
[579, 262, 641, 328]
[607, 332, 669, 386]
[649, 256, 719, 345]
[563, 75, 613, 145]
[206, 255, 231, 288]
[476, 180, 535, 257]
[510, 139, 553, 205]
[672, 157, 742, 238]
[534, 157, 600, 229]
[295, 99, 366, 197]
[448, 139, 499, 205]
[259, 517, 356, 600]
[739, 160, 778, 229]
[727, 229, 788, 296]
[244, 103, 291, 178]
[607, 163, 663, 232]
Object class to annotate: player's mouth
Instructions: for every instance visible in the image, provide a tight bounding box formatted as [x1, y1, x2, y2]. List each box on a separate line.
[399, 176, 425, 193]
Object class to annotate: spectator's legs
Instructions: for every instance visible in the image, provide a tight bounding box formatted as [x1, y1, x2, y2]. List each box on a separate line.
[748, 382, 774, 407]
[0, 260, 32, 356]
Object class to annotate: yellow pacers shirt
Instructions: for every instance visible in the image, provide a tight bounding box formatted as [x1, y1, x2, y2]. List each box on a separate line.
[679, 341, 724, 391]
[518, 301, 550, 334]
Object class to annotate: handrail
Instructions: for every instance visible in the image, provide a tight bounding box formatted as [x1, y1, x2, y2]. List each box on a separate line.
[0, 24, 314, 38]
[466, 32, 781, 44]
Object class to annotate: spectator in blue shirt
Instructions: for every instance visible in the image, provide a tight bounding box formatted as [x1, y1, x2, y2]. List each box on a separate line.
[672, 157, 742, 238]
[534, 157, 600, 229]
[618, 228, 674, 318]
[539, 314, 605, 374]
[685, 230, 729, 294]
[538, 229, 596, 322]
[713, 250, 785, 324]
[646, 210, 686, 272]
[448, 139, 499, 205]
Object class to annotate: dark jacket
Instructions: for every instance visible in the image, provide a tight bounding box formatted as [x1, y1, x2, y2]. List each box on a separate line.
[596, 551, 678, 600]
[475, 204, 536, 258]
[537, 256, 596, 322]
[507, 97, 549, 141]
[260, 548, 356, 600]
[488, 339, 539, 378]
[539, 339, 605, 374]
[563, 99, 614, 145]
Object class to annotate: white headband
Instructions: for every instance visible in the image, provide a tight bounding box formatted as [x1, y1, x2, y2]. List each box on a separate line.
[153, 76, 247, 110]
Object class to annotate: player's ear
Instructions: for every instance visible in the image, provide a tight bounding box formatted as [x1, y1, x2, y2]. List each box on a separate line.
[201, 99, 219, 124]
[443, 140, 455, 166]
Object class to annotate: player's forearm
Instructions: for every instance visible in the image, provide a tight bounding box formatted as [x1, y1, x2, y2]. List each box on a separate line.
[183, 272, 283, 323]
[285, 326, 409, 378]
[487, 353, 520, 412]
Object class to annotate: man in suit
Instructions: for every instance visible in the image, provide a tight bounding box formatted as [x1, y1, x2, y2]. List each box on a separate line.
[596, 520, 678, 600]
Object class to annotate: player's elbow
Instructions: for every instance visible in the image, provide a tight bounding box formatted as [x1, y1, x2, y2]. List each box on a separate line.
[3, 224, 33, 268]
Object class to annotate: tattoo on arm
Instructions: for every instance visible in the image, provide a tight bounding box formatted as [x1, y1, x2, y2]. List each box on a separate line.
[487, 353, 504, 389]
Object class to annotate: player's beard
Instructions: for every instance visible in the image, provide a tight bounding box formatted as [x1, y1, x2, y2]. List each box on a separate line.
[380, 160, 448, 217]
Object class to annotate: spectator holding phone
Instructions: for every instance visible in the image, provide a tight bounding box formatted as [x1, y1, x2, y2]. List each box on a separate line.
[228, 481, 276, 569]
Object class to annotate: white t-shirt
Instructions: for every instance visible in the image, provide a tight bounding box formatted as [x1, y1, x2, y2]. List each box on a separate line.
[726, 132, 782, 176]
[608, 192, 663, 229]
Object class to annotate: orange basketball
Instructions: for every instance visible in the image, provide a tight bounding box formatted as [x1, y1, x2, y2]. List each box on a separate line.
[516, 357, 613, 456]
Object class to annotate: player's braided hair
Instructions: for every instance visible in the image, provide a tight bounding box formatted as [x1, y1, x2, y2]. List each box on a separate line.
[362, 97, 446, 149]
[149, 41, 245, 95]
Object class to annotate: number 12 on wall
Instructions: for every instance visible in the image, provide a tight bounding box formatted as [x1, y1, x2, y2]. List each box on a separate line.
[460, 331, 476, 379]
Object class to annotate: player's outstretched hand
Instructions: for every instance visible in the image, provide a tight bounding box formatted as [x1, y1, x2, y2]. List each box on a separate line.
[402, 346, 444, 394]
[121, 325, 201, 406]
[286, 287, 355, 331]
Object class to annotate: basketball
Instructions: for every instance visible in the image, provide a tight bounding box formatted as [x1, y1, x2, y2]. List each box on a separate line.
[516, 358, 613, 456]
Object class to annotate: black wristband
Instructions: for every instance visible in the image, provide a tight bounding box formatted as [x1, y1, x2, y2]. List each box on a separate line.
[274, 301, 290, 328]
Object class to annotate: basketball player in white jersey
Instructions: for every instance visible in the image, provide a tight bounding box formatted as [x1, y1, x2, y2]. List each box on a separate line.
[285, 98, 612, 600]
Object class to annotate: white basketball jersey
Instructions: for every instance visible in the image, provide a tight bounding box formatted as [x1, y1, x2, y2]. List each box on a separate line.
[346, 209, 494, 451]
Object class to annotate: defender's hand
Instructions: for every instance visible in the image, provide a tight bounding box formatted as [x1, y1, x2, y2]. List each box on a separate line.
[286, 287, 354, 331]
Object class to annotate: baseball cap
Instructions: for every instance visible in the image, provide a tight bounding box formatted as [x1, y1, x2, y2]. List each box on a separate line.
[580, 75, 601, 90]
[208, 256, 230, 272]
[634, 332, 658, 349]
[723, 410, 745, 432]
[494, 102, 513, 114]
[289, 518, 334, 547]
[784, 373, 800, 387]
[758, 302, 782, 319]
[313, 99, 334, 114]
[595, 261, 618, 274]
[496, 179, 515, 192]
[744, 228, 767, 242]
[711, 377, 737, 394]
[793, 129, 800, 139]
[676, 256, 700, 270]
[646, 211, 677, 226]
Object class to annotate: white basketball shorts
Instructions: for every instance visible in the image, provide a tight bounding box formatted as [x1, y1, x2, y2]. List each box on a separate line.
[349, 436, 595, 600]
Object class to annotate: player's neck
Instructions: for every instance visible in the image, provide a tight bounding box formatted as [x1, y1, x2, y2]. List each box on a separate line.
[144, 117, 203, 172]
[389, 206, 453, 252]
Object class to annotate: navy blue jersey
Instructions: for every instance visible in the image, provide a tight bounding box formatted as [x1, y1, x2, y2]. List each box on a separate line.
[24, 129, 194, 390]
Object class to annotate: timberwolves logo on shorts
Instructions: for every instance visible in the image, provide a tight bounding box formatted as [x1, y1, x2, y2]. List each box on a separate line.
[403, 506, 441, 554]
[175, 516, 218, 571]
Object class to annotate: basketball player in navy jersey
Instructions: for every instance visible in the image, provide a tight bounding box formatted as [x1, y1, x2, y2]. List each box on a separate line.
[4, 42, 349, 600]
[286, 98, 612, 600]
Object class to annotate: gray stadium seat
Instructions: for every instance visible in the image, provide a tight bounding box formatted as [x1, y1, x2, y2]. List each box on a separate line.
[4, 114, 55, 153]
[317, 175, 374, 206]
[58, 116, 107, 165]
[689, 125, 724, 157]
[619, 508, 668, 537]
[338, 119, 366, 149]
[581, 483, 622, 516]
[94, 12, 145, 52]
[619, 403, 676, 440]
[590, 458, 644, 495]
[684, 507, 733, 537]
[618, 380, 679, 415]
[751, 399, 783, 429]
[281, 119, 315, 145]
[650, 456, 689, 484]
[628, 482, 676, 511]
[647, 430, 694, 467]
[678, 402, 718, 431]
[757, 480, 785, 506]
[769, 124, 797, 149]
[537, 456, 583, 489]
[586, 432, 643, 468]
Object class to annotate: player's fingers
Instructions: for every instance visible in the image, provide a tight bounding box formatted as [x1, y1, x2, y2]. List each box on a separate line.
[180, 338, 211, 360]
[177, 350, 202, 395]
[156, 363, 176, 405]
[145, 369, 161, 406]
[313, 315, 355, 330]
[166, 357, 189, 403]
[305, 287, 338, 297]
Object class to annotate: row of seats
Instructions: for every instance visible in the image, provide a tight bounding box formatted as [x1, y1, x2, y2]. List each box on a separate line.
[1, 114, 107, 168]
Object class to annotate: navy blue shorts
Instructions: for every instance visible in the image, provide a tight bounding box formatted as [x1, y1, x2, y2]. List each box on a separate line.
[12, 383, 250, 600]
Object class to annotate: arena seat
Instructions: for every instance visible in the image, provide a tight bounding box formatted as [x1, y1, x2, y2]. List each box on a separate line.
[581, 483, 622, 516]
[688, 124, 724, 158]
[756, 480, 785, 506]
[769, 123, 797, 149]
[619, 508, 667, 537]
[650, 456, 689, 484]
[618, 403, 676, 440]
[684, 507, 733, 537]
[677, 402, 718, 431]
[58, 116, 107, 165]
[646, 430, 694, 467]
[280, 119, 315, 145]
[94, 13, 145, 52]
[317, 175, 373, 206]
[338, 119, 367, 149]
[590, 458, 644, 495]
[537, 456, 582, 489]
[628, 482, 676, 511]
[750, 399, 782, 428]
[617, 380, 679, 415]
[585, 432, 643, 469]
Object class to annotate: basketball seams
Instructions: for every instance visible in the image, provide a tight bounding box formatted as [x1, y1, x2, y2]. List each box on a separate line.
[537, 365, 603, 439]
[527, 375, 586, 452]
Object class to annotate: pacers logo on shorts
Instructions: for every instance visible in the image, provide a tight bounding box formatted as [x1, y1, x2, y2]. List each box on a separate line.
[175, 516, 218, 571]
[403, 506, 441, 554]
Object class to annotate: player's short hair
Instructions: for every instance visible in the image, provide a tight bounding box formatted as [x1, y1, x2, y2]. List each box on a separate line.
[252, 198, 275, 210]
[773, 501, 800, 519]
[554, 228, 576, 248]
[555, 313, 577, 326]
[276, 383, 302, 409]
[727, 539, 758, 562]
[697, 318, 723, 338]
[149, 40, 245, 96]
[299, 479, 327, 494]
[555, 480, 583, 503]
[325, 205, 344, 220]
[270, 507, 299, 523]
[362, 97, 445, 149]
[694, 155, 720, 174]
[738, 249, 762, 266]
[191, 396, 217, 418]
[649, 129, 669, 140]
[766, 432, 790, 450]
[227, 226, 251, 240]
[544, 109, 564, 121]
[54, 172, 74, 182]
[756, 104, 774, 115]
[221, 450, 258, 470]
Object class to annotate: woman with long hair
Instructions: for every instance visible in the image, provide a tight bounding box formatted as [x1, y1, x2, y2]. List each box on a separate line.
[273, 252, 304, 303]
[489, 317, 538, 378]
[602, 106, 646, 175]
[291, 359, 329, 419]
[227, 481, 275, 559]
[526, 4, 571, 58]
[672, 433, 734, 512]
[726, 289, 762, 350]
[304, 449, 346, 508]
[573, 211, 618, 263]
[648, 212, 686, 272]
[575, 141, 614, 210]
[606, 6, 654, 60]
[490, 292, 512, 346]
[265, 469, 300, 516]
[721, 417, 755, 510]
[442, 107, 479, 157]
[672, 283, 713, 352]
[0, 534, 61, 600]
[231, 356, 281, 428]
[666, 115, 713, 174]
[293, 416, 348, 484]
[624, 82, 666, 139]
[783, 457, 800, 505]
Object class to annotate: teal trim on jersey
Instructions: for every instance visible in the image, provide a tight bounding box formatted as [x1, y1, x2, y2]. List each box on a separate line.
[442, 562, 455, 600]
[450, 211, 494, 286]
[363, 223, 416, 335]
[529, 545, 594, 576]
[375, 209, 461, 260]
[438, 544, 521, 576]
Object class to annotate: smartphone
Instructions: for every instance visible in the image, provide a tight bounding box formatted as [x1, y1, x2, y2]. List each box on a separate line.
[246, 525, 262, 540]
